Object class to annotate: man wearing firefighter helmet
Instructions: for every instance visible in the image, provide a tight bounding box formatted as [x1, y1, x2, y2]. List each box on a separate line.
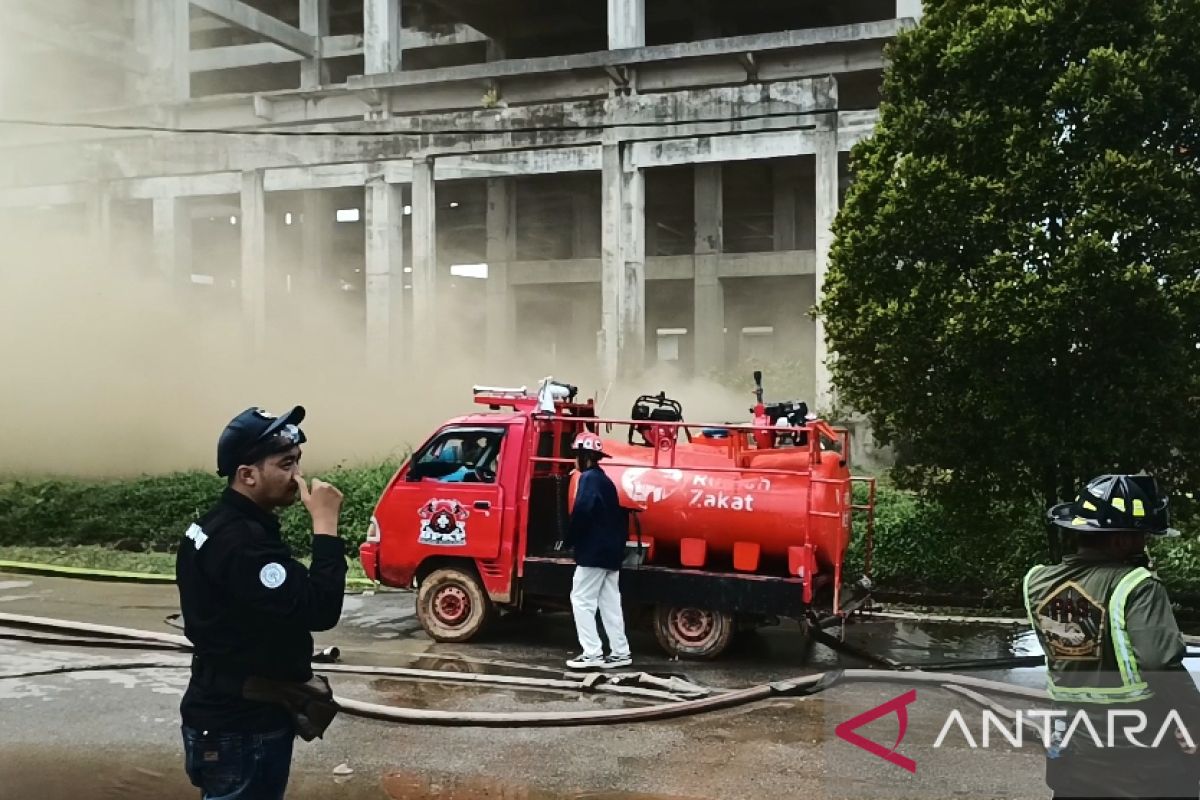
[1024, 474, 1200, 799]
[562, 430, 633, 670]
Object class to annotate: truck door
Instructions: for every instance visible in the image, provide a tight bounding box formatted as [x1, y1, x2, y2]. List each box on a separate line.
[378, 426, 508, 564]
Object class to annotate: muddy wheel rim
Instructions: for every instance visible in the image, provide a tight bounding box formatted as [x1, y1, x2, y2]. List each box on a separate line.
[432, 584, 471, 627]
[668, 607, 718, 648]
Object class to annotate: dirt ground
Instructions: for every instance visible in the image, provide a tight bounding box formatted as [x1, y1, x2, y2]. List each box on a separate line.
[0, 572, 1116, 800]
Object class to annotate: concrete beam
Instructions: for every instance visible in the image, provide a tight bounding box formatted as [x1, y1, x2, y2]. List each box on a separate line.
[506, 251, 813, 285]
[190, 0, 317, 57]
[717, 250, 814, 278]
[436, 147, 600, 179]
[629, 129, 822, 169]
[123, 172, 240, 199]
[348, 21, 907, 91]
[265, 163, 371, 192]
[404, 24, 488, 49]
[240, 169, 268, 349]
[190, 34, 362, 72]
[0, 81, 831, 188]
[0, 184, 85, 208]
[365, 178, 405, 371]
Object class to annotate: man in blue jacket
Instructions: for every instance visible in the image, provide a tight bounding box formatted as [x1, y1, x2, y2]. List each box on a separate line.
[563, 431, 633, 669]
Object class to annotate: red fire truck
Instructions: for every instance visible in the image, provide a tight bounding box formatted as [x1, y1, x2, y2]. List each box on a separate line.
[359, 375, 875, 659]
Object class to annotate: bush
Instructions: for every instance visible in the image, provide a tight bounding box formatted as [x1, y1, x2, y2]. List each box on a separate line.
[0, 460, 404, 558]
[1, 464, 1195, 607]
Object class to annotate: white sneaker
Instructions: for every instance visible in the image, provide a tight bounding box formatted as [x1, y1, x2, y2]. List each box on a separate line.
[566, 653, 606, 669]
[603, 654, 633, 669]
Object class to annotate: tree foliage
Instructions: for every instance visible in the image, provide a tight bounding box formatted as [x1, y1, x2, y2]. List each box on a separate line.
[822, 0, 1200, 512]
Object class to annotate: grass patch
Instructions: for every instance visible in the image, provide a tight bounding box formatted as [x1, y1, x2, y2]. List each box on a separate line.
[0, 545, 371, 584]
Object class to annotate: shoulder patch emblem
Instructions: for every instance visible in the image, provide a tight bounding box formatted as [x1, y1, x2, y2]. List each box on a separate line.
[185, 523, 208, 550]
[259, 562, 287, 589]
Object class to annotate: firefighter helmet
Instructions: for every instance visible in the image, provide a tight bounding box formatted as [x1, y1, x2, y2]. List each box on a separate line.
[572, 431, 610, 458]
[1048, 474, 1172, 535]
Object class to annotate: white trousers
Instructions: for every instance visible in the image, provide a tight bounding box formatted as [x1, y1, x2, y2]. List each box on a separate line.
[570, 566, 630, 659]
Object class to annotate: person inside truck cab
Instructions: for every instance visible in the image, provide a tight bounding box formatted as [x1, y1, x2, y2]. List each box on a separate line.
[413, 432, 500, 483]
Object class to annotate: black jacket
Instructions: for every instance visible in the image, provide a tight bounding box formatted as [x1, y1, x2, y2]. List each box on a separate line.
[566, 467, 627, 571]
[176, 488, 347, 732]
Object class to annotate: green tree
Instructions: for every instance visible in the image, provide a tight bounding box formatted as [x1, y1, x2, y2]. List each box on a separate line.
[821, 0, 1200, 512]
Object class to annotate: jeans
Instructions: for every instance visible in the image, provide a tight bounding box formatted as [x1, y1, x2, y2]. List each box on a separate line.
[570, 566, 630, 659]
[182, 725, 294, 800]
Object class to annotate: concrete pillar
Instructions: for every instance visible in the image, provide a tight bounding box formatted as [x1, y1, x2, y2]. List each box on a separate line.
[86, 185, 113, 271]
[772, 164, 797, 251]
[141, 0, 189, 102]
[365, 177, 405, 371]
[693, 165, 724, 373]
[572, 190, 600, 258]
[897, 0, 924, 21]
[410, 157, 437, 358]
[814, 127, 839, 412]
[622, 161, 646, 375]
[300, 0, 330, 88]
[301, 191, 334, 296]
[152, 196, 191, 282]
[601, 143, 645, 380]
[240, 170, 267, 350]
[607, 0, 646, 49]
[485, 179, 517, 364]
[364, 0, 402, 74]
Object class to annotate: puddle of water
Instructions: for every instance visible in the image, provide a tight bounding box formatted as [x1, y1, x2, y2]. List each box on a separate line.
[382, 770, 706, 800]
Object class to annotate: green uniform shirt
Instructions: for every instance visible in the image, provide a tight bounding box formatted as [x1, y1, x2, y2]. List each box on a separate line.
[1024, 553, 1192, 705]
[1023, 552, 1200, 797]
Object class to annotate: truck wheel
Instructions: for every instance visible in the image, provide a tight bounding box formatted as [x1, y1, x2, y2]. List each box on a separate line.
[417, 567, 492, 643]
[653, 605, 735, 659]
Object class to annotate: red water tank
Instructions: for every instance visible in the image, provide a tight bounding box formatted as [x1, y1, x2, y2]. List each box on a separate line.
[568, 437, 852, 574]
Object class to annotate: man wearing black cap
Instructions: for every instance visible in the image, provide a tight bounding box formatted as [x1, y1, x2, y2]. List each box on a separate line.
[176, 406, 347, 800]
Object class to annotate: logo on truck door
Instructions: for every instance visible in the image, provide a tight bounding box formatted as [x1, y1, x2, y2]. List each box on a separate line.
[418, 499, 470, 546]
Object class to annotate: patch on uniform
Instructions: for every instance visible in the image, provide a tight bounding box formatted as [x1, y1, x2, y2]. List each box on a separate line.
[1035, 580, 1105, 660]
[259, 562, 287, 589]
[185, 523, 208, 550]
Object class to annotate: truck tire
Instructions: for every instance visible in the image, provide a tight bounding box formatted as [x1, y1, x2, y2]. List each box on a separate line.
[652, 605, 735, 659]
[416, 567, 493, 643]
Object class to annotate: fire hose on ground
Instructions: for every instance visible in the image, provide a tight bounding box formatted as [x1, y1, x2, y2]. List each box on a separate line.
[0, 611, 1092, 729]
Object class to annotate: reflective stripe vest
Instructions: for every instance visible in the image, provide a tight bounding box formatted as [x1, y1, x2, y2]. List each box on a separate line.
[1023, 560, 1154, 705]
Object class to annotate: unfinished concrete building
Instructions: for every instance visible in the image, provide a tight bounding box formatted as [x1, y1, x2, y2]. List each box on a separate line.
[0, 0, 922, 406]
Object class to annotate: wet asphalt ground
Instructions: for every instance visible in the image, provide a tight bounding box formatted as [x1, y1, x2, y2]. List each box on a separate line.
[1, 573, 1194, 800]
